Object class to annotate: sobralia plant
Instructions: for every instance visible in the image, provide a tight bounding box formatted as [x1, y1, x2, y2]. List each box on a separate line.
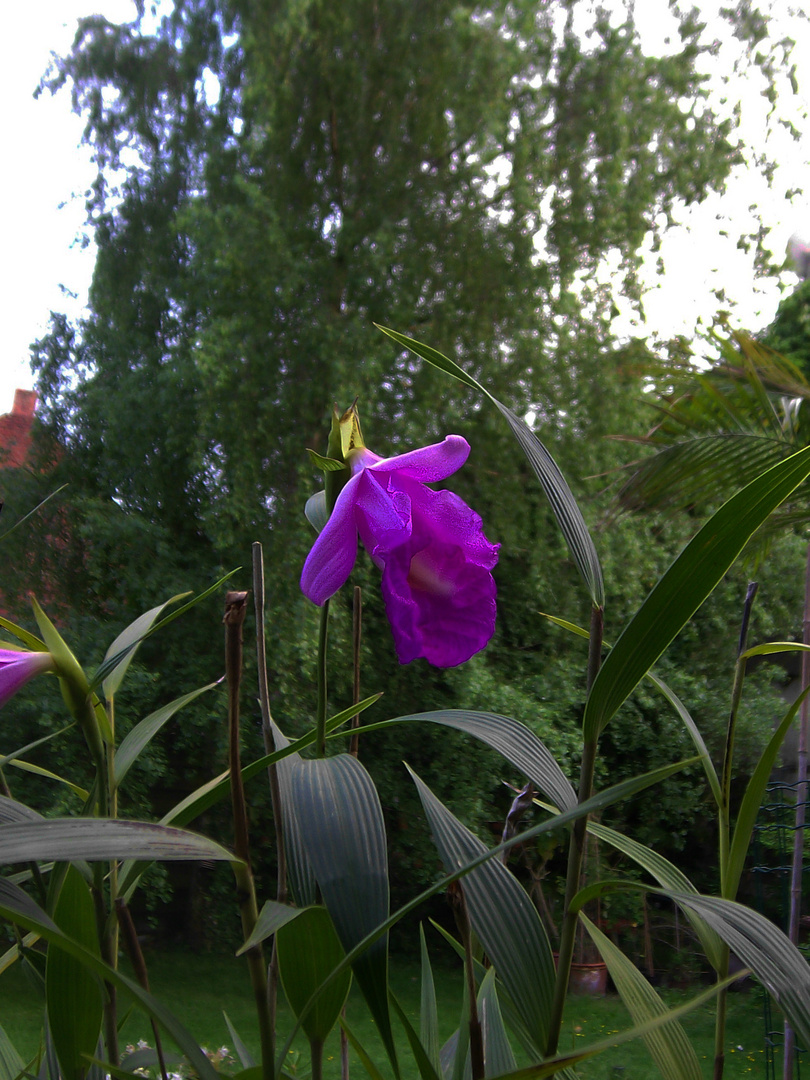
[1, 330, 810, 1080]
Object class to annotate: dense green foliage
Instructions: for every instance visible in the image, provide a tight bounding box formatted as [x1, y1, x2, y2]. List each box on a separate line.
[1, 0, 803, 942]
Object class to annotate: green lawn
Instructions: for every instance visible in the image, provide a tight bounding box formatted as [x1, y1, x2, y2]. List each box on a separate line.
[0, 950, 777, 1078]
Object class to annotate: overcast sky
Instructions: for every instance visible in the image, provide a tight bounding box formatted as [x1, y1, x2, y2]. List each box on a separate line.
[2, 1, 809, 416]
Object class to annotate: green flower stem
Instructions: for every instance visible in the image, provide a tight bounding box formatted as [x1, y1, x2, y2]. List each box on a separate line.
[546, 603, 603, 1057]
[225, 590, 273, 1080]
[316, 599, 330, 758]
[714, 582, 757, 1080]
[252, 543, 286, 1047]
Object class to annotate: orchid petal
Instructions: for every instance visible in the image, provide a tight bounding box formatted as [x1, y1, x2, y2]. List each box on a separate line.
[367, 435, 470, 483]
[300, 474, 363, 605]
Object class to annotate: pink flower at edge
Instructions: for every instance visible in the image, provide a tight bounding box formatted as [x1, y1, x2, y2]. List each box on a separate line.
[0, 649, 55, 708]
[300, 435, 500, 667]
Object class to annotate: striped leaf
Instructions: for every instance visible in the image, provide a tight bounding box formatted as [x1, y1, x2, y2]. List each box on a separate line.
[580, 914, 701, 1080]
[287, 753, 396, 1072]
[409, 767, 555, 1055]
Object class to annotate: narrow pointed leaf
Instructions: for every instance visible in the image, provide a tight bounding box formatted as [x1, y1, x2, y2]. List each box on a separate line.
[375, 325, 604, 608]
[114, 681, 220, 787]
[89, 571, 238, 691]
[288, 753, 396, 1073]
[46, 866, 103, 1080]
[0, 616, 45, 651]
[584, 445, 810, 739]
[580, 914, 701, 1080]
[276, 905, 352, 1043]
[102, 595, 189, 699]
[409, 767, 555, 1051]
[0, 725, 76, 772]
[727, 687, 810, 899]
[645, 673, 721, 807]
[477, 969, 516, 1078]
[223, 1014, 256, 1069]
[0, 1019, 25, 1080]
[420, 924, 441, 1074]
[0, 879, 219, 1080]
[390, 992, 443, 1080]
[0, 819, 237, 865]
[339, 1016, 387, 1080]
[5, 758, 89, 799]
[237, 900, 306, 955]
[671, 893, 810, 1048]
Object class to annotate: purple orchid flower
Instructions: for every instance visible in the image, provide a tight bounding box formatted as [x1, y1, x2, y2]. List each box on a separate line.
[301, 435, 499, 667]
[0, 648, 55, 708]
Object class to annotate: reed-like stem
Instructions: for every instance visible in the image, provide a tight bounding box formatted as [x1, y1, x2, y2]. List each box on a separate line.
[545, 603, 603, 1057]
[316, 599, 330, 758]
[224, 589, 274, 1080]
[252, 543, 286, 1048]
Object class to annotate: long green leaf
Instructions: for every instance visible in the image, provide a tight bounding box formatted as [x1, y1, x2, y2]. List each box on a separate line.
[0, 485, 68, 544]
[420, 924, 441, 1075]
[671, 893, 810, 1048]
[0, 879, 219, 1080]
[114, 681, 220, 788]
[0, 819, 237, 865]
[478, 968, 516, 1079]
[348, 711, 575, 812]
[726, 686, 810, 899]
[585, 821, 723, 972]
[580, 914, 701, 1080]
[102, 595, 190, 700]
[375, 325, 604, 608]
[409, 766, 555, 1055]
[270, 722, 318, 908]
[116, 702, 379, 901]
[389, 993, 443, 1080]
[644, 673, 721, 808]
[276, 905, 352, 1043]
[46, 865, 103, 1080]
[89, 571, 239, 692]
[4, 758, 88, 799]
[584, 444, 810, 739]
[0, 724, 76, 772]
[287, 753, 397, 1073]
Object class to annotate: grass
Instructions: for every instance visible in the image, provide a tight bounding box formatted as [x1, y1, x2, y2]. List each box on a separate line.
[0, 950, 776, 1078]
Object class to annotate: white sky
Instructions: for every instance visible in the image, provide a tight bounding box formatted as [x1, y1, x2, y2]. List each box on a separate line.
[1, 1, 809, 416]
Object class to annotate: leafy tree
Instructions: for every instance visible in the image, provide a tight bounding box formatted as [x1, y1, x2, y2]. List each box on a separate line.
[11, 0, 796, 939]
